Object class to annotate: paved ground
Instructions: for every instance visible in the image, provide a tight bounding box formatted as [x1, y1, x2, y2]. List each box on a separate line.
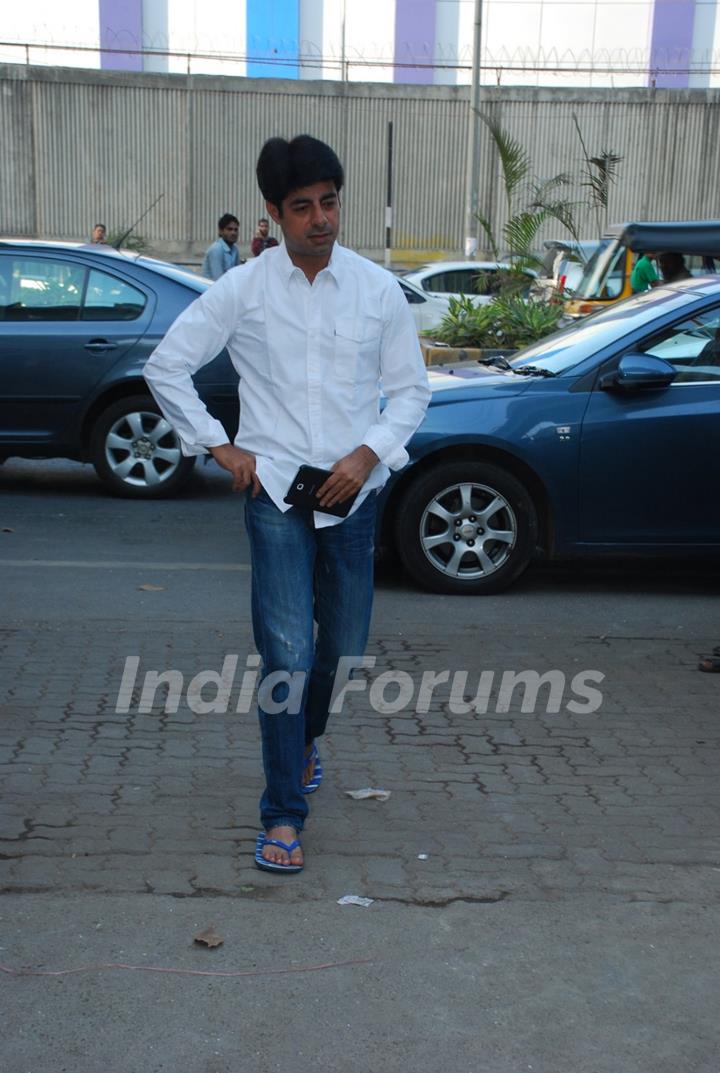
[1, 460, 720, 1072]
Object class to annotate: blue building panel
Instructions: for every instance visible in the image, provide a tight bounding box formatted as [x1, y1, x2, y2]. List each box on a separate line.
[247, 0, 300, 78]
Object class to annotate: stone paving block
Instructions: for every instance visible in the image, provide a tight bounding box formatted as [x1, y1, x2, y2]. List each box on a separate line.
[14, 741, 57, 759]
[189, 855, 241, 892]
[3, 620, 720, 913]
[5, 856, 64, 890]
[483, 842, 566, 860]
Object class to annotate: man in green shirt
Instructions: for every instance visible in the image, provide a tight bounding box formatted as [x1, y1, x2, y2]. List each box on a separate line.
[631, 252, 658, 292]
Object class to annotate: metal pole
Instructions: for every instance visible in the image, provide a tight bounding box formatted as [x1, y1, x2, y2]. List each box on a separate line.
[463, 0, 482, 259]
[384, 121, 393, 268]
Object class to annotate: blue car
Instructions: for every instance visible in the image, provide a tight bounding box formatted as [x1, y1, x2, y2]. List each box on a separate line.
[0, 240, 238, 497]
[3, 244, 720, 597]
[384, 278, 720, 594]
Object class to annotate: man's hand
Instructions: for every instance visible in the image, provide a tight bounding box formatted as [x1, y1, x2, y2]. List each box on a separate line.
[210, 443, 262, 495]
[317, 445, 379, 508]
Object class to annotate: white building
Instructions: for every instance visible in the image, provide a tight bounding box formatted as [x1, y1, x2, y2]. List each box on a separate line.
[2, 0, 717, 88]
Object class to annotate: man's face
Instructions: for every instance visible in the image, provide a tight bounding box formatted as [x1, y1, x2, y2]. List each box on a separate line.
[92, 225, 106, 243]
[220, 221, 239, 245]
[267, 181, 340, 262]
[258, 219, 269, 237]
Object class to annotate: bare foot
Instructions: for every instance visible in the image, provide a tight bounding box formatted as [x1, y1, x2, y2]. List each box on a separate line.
[262, 825, 303, 867]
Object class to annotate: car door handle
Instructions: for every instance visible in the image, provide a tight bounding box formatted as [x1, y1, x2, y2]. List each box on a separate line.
[84, 339, 119, 352]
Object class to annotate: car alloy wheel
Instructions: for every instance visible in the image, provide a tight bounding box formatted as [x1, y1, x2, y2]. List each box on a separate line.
[394, 460, 538, 594]
[90, 394, 195, 498]
[419, 480, 516, 580]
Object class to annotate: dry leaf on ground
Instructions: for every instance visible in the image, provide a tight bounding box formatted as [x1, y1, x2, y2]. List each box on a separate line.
[193, 926, 224, 948]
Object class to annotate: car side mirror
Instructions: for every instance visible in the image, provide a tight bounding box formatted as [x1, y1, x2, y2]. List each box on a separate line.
[599, 353, 677, 391]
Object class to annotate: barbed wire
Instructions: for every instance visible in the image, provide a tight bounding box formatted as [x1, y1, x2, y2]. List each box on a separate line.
[1, 36, 718, 80]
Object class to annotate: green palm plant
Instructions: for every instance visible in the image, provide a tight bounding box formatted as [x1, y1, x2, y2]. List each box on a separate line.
[572, 113, 623, 237]
[429, 292, 563, 350]
[490, 293, 564, 348]
[429, 295, 498, 349]
[476, 115, 578, 276]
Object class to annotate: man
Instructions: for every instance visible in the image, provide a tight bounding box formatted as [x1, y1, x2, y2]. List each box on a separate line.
[250, 217, 279, 257]
[201, 213, 241, 280]
[91, 223, 107, 244]
[144, 135, 430, 874]
[630, 250, 658, 293]
[658, 251, 692, 283]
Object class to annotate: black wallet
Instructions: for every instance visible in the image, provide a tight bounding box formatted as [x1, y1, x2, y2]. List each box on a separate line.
[284, 465, 359, 518]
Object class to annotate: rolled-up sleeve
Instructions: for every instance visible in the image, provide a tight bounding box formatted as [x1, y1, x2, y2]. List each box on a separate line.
[361, 279, 431, 470]
[144, 273, 238, 456]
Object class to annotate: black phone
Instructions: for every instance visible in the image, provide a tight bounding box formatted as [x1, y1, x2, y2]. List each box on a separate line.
[283, 465, 359, 518]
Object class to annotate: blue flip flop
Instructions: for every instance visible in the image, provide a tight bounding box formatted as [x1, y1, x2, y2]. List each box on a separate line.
[302, 742, 323, 795]
[254, 832, 303, 874]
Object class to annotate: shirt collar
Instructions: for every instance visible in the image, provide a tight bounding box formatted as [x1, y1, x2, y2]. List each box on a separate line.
[275, 241, 345, 286]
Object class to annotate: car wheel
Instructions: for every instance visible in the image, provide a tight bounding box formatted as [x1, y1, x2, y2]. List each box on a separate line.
[394, 461, 538, 595]
[90, 394, 195, 498]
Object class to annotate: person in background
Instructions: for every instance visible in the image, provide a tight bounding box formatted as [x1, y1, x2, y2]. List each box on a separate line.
[91, 224, 107, 244]
[250, 217, 279, 257]
[202, 214, 241, 280]
[630, 251, 658, 293]
[658, 251, 692, 284]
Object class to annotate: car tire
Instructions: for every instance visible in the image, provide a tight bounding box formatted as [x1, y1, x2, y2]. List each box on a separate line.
[90, 394, 196, 498]
[394, 460, 538, 595]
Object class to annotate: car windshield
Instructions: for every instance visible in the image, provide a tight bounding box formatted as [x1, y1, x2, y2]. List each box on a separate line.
[509, 288, 711, 375]
[572, 238, 626, 300]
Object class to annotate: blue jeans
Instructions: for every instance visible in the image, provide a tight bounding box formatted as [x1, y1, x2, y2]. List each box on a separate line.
[244, 489, 376, 833]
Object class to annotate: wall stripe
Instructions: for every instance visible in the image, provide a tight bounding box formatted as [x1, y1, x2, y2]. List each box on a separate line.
[394, 0, 435, 84]
[689, 0, 717, 87]
[246, 0, 300, 79]
[649, 0, 696, 88]
[99, 0, 143, 71]
[299, 0, 324, 79]
[434, 0, 461, 86]
[141, 0, 169, 73]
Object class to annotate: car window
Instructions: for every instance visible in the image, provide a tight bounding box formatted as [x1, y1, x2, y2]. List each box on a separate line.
[574, 240, 626, 300]
[423, 269, 479, 294]
[640, 306, 720, 382]
[0, 257, 86, 321]
[477, 270, 501, 296]
[81, 269, 147, 321]
[600, 245, 626, 298]
[399, 282, 425, 305]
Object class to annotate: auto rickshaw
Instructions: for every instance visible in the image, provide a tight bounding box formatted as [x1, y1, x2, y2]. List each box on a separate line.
[564, 219, 720, 319]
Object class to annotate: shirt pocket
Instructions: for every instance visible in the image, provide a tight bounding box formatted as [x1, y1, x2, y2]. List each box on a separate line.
[333, 313, 383, 386]
[235, 302, 271, 380]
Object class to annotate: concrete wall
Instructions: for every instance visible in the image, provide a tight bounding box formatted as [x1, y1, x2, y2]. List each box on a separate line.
[1, 62, 719, 265]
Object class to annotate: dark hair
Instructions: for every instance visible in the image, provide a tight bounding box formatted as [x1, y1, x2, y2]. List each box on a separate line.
[94, 223, 106, 231]
[258, 217, 269, 224]
[256, 135, 344, 209]
[218, 213, 239, 229]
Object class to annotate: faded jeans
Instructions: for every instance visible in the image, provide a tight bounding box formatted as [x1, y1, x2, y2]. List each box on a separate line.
[244, 489, 376, 832]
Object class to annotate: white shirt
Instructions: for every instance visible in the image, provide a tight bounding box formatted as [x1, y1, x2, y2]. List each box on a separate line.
[144, 242, 431, 527]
